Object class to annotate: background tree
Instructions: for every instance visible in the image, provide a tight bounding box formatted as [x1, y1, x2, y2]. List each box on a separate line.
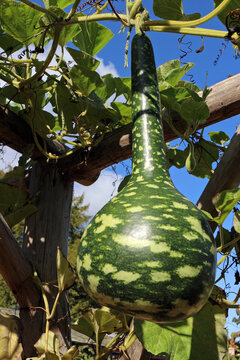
[0, 0, 240, 359]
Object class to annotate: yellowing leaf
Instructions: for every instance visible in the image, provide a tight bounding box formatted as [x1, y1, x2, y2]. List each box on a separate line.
[56, 247, 76, 292]
[0, 313, 23, 359]
[34, 331, 60, 356]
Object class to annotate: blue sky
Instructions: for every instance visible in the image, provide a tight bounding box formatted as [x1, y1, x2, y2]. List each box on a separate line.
[2, 0, 240, 335]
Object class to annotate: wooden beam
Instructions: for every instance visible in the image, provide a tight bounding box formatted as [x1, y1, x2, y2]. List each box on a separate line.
[1, 74, 240, 184]
[59, 73, 240, 184]
[0, 213, 40, 308]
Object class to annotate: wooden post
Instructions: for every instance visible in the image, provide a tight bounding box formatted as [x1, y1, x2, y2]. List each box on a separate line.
[21, 162, 73, 357]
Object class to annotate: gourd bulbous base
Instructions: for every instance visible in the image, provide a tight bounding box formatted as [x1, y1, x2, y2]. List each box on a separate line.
[77, 175, 216, 323]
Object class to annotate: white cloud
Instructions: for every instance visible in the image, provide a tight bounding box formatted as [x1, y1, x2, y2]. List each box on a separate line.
[0, 146, 20, 171]
[95, 57, 119, 77]
[74, 169, 123, 217]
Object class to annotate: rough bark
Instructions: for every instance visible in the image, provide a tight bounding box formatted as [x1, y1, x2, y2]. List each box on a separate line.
[0, 213, 40, 308]
[20, 162, 73, 357]
[1, 73, 240, 185]
[197, 125, 240, 232]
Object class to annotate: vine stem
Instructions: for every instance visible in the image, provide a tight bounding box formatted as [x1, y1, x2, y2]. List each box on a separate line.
[217, 246, 233, 266]
[144, 0, 232, 28]
[145, 26, 228, 39]
[65, 0, 81, 21]
[18, 24, 63, 87]
[18, 0, 59, 20]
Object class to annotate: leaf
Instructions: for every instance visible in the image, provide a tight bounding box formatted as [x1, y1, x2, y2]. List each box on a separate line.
[178, 97, 210, 126]
[0, 313, 23, 359]
[0, 28, 22, 56]
[73, 308, 123, 344]
[34, 331, 60, 356]
[72, 20, 114, 56]
[135, 301, 227, 359]
[134, 317, 193, 358]
[111, 102, 132, 126]
[188, 139, 219, 178]
[215, 188, 240, 225]
[66, 47, 100, 70]
[153, 0, 200, 21]
[167, 148, 188, 169]
[214, 0, 240, 26]
[234, 211, 240, 233]
[157, 60, 195, 87]
[0, 0, 42, 45]
[201, 210, 214, 221]
[70, 65, 103, 96]
[39, 7, 81, 46]
[215, 227, 232, 252]
[189, 302, 227, 360]
[208, 131, 230, 146]
[56, 247, 76, 292]
[61, 345, 80, 359]
[95, 74, 131, 103]
[43, 0, 74, 8]
[118, 175, 131, 192]
[6, 203, 37, 228]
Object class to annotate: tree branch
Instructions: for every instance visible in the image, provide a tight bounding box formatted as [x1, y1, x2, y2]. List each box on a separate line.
[0, 213, 40, 308]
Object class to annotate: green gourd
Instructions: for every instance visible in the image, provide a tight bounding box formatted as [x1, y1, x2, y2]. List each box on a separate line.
[77, 32, 216, 323]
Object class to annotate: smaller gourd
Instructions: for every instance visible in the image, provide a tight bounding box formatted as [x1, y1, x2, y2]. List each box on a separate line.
[77, 32, 216, 323]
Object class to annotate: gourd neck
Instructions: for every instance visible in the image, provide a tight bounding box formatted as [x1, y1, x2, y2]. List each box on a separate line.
[131, 33, 170, 179]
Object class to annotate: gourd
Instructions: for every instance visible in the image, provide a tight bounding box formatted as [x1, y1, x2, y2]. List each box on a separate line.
[77, 32, 216, 323]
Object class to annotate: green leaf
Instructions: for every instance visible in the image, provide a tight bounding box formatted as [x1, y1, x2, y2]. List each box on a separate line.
[71, 318, 95, 341]
[72, 20, 114, 56]
[43, 0, 74, 8]
[0, 27, 22, 56]
[66, 47, 100, 70]
[189, 302, 227, 360]
[201, 210, 214, 221]
[56, 247, 76, 292]
[0, 0, 42, 45]
[167, 148, 188, 169]
[134, 317, 193, 358]
[214, 0, 240, 25]
[153, 0, 200, 21]
[95, 74, 131, 103]
[39, 7, 81, 46]
[111, 102, 131, 126]
[215, 227, 232, 252]
[118, 175, 131, 192]
[34, 331, 60, 355]
[234, 211, 240, 233]
[135, 300, 227, 359]
[70, 65, 103, 96]
[191, 139, 219, 178]
[208, 131, 230, 146]
[215, 188, 240, 225]
[6, 204, 37, 228]
[0, 313, 23, 359]
[179, 98, 210, 126]
[157, 60, 195, 87]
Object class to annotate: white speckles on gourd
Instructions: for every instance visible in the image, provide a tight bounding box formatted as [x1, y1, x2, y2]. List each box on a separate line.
[159, 224, 177, 231]
[82, 254, 92, 271]
[113, 234, 151, 248]
[150, 242, 171, 253]
[102, 263, 117, 274]
[172, 202, 188, 210]
[88, 275, 100, 292]
[151, 271, 171, 282]
[146, 184, 159, 189]
[124, 192, 137, 197]
[177, 265, 202, 278]
[127, 206, 144, 212]
[112, 271, 140, 283]
[139, 260, 161, 268]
